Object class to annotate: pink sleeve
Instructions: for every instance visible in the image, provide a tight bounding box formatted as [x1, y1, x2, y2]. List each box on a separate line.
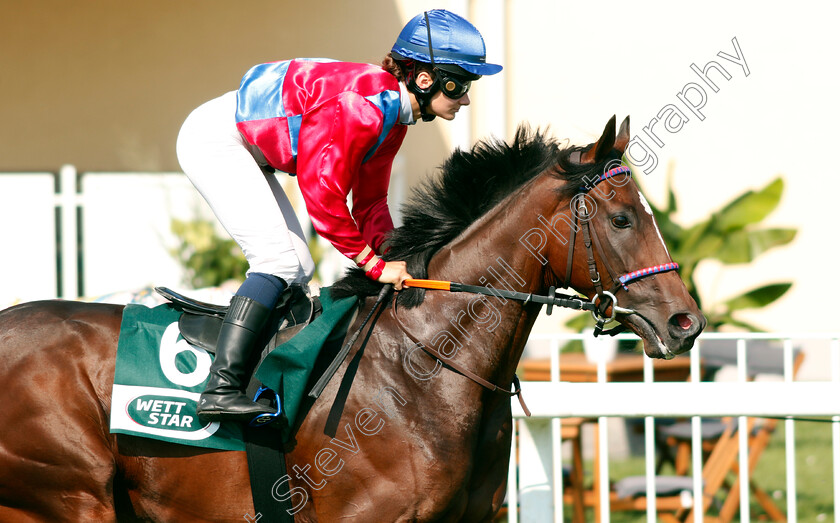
[352, 125, 407, 254]
[294, 93, 386, 260]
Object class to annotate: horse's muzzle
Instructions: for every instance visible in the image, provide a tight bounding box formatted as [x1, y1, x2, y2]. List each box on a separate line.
[666, 311, 706, 354]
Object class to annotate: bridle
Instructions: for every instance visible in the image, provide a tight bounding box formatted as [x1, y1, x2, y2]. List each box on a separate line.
[387, 163, 680, 413]
[562, 164, 679, 335]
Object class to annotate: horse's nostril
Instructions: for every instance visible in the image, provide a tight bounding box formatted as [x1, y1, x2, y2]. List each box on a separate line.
[667, 312, 705, 344]
[675, 313, 693, 330]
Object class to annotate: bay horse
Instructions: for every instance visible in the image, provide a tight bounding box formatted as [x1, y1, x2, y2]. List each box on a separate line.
[0, 116, 704, 521]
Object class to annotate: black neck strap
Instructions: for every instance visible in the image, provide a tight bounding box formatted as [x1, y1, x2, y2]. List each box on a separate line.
[409, 11, 439, 122]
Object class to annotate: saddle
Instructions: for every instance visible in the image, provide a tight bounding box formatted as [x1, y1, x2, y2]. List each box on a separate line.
[154, 284, 322, 355]
[153, 285, 323, 522]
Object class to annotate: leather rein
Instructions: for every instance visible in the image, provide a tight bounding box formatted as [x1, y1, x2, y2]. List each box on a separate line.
[388, 165, 679, 415]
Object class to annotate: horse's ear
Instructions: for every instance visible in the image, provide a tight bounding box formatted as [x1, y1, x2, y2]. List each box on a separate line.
[580, 115, 617, 164]
[615, 116, 630, 154]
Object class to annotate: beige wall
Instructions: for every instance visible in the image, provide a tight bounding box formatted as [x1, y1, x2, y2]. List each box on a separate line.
[3, 0, 838, 335]
[0, 1, 448, 180]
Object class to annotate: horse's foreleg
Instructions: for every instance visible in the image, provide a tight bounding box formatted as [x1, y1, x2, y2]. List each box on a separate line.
[462, 399, 513, 522]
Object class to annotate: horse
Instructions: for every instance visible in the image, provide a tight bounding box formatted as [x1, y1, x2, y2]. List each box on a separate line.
[0, 116, 704, 521]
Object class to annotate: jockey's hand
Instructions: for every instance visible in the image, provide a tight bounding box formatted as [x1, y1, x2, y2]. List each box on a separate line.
[379, 260, 413, 290]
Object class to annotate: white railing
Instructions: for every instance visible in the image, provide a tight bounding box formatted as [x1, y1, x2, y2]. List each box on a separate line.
[507, 332, 840, 523]
[1, 164, 408, 307]
[0, 166, 198, 304]
[0, 170, 60, 302]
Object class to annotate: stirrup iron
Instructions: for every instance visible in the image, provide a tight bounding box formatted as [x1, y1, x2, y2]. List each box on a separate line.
[248, 386, 282, 427]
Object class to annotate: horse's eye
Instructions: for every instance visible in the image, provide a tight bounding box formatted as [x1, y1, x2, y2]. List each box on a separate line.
[611, 215, 631, 228]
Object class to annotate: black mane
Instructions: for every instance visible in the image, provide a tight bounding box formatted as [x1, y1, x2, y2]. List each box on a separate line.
[330, 124, 615, 305]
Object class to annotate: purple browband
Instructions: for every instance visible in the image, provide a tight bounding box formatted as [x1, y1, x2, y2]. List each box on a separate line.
[594, 165, 631, 185]
[618, 262, 680, 289]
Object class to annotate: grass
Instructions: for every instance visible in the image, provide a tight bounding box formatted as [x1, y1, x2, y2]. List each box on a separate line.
[590, 418, 836, 522]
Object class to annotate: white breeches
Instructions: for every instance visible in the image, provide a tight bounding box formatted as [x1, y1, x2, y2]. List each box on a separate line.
[175, 91, 315, 284]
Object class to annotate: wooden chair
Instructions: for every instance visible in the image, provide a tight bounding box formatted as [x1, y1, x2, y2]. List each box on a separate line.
[606, 418, 753, 522]
[654, 339, 804, 521]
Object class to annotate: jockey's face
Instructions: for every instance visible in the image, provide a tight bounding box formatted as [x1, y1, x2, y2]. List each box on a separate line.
[428, 81, 470, 121]
[413, 71, 471, 121]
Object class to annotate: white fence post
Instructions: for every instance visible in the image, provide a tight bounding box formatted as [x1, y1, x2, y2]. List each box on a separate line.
[518, 419, 554, 522]
[58, 165, 79, 299]
[832, 337, 840, 523]
[690, 346, 703, 523]
[507, 420, 519, 523]
[737, 338, 750, 522]
[784, 338, 797, 522]
[642, 357, 656, 523]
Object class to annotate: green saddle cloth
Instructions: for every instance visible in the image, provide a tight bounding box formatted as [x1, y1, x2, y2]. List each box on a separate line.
[255, 289, 358, 440]
[110, 288, 358, 449]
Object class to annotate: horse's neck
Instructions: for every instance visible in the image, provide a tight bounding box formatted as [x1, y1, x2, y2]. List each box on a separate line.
[423, 174, 568, 384]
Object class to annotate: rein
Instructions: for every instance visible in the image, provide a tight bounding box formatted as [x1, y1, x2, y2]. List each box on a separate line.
[385, 165, 679, 416]
[390, 297, 531, 417]
[403, 279, 596, 315]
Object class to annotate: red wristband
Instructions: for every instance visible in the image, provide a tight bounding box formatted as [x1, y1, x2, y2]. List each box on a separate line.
[365, 258, 386, 281]
[356, 249, 376, 268]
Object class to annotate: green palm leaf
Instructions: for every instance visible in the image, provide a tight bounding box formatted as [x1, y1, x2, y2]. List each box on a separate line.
[717, 228, 797, 264]
[714, 177, 784, 232]
[723, 283, 792, 310]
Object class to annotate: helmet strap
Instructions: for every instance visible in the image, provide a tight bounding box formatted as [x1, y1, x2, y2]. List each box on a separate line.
[405, 61, 437, 122]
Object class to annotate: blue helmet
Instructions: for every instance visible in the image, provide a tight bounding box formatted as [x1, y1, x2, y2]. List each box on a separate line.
[391, 9, 502, 77]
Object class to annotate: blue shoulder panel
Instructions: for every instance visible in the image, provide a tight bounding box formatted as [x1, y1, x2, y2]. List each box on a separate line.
[363, 90, 402, 163]
[236, 61, 291, 123]
[287, 114, 302, 161]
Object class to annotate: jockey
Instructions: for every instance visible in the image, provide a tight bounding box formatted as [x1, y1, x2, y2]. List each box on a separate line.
[176, 9, 502, 424]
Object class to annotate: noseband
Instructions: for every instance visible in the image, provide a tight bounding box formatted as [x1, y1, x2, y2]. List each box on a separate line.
[561, 165, 679, 334]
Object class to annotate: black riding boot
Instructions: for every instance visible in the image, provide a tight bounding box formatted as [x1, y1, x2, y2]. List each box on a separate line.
[197, 295, 276, 423]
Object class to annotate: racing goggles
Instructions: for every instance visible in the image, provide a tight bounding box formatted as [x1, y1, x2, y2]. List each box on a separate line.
[421, 11, 474, 100]
[436, 69, 472, 99]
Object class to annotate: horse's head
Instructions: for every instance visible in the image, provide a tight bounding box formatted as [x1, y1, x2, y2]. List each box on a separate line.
[550, 116, 705, 358]
[333, 115, 703, 358]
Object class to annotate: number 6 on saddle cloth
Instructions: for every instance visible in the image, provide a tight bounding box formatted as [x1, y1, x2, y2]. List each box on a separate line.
[155, 285, 323, 428]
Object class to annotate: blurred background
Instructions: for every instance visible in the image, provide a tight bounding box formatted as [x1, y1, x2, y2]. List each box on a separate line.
[1, 0, 837, 339]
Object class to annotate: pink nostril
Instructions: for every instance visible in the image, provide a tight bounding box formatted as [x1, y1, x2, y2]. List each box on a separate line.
[676, 313, 693, 330]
